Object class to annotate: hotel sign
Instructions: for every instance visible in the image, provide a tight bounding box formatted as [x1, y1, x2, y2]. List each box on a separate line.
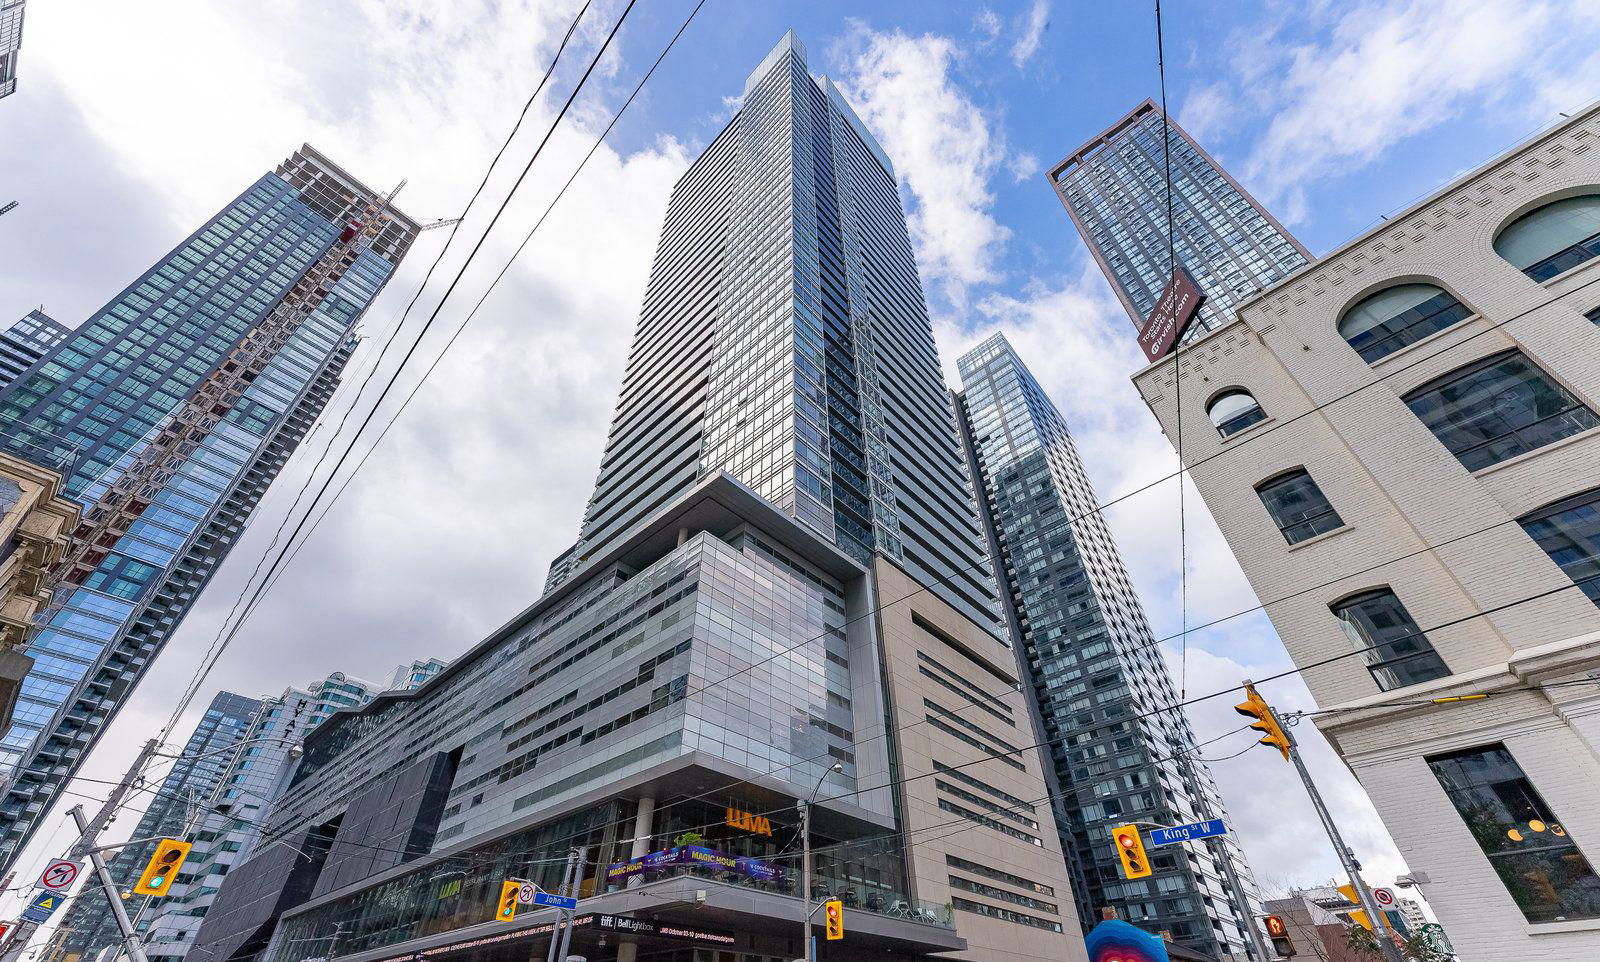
[1138, 265, 1206, 363]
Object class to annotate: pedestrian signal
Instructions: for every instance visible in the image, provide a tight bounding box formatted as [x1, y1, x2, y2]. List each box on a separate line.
[1263, 914, 1295, 957]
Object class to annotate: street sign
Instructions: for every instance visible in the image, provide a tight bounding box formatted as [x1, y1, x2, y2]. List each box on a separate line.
[516, 880, 537, 905]
[533, 891, 579, 911]
[1372, 887, 1396, 909]
[35, 858, 82, 892]
[21, 891, 63, 923]
[1148, 819, 1228, 847]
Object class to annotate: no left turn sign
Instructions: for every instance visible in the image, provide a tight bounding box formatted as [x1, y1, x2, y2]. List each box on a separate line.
[36, 858, 83, 892]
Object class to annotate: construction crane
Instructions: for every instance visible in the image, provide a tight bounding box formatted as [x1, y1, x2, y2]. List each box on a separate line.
[419, 217, 462, 231]
[47, 187, 408, 590]
[0, 201, 17, 218]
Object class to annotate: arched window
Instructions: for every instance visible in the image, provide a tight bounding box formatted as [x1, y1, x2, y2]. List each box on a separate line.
[1519, 486, 1600, 607]
[1331, 589, 1450, 690]
[1338, 284, 1471, 362]
[1403, 350, 1599, 472]
[1494, 195, 1600, 281]
[1206, 389, 1265, 437]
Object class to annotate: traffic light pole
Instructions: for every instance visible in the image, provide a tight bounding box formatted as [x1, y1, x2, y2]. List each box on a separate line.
[61, 737, 160, 962]
[553, 847, 585, 962]
[544, 847, 581, 962]
[1166, 749, 1274, 962]
[1248, 683, 1403, 962]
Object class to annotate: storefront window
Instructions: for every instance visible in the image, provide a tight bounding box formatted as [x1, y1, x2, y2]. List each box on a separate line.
[1428, 744, 1600, 923]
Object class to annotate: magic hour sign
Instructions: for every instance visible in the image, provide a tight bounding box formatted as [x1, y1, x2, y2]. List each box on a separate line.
[1138, 265, 1206, 363]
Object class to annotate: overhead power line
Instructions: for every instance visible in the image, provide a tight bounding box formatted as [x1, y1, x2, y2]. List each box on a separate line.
[155, 0, 644, 743]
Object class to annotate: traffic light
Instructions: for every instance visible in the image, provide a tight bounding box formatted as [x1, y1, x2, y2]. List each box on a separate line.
[824, 898, 844, 940]
[495, 880, 521, 921]
[132, 838, 192, 896]
[1335, 883, 1393, 933]
[1110, 824, 1152, 879]
[1234, 684, 1291, 761]
[1263, 914, 1295, 957]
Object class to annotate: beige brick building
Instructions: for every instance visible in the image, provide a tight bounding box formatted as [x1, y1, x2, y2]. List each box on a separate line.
[0, 449, 79, 728]
[1133, 104, 1600, 960]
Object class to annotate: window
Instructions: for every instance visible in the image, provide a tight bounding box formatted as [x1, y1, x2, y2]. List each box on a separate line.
[1206, 389, 1266, 437]
[1519, 487, 1600, 607]
[1256, 470, 1344, 544]
[1587, 306, 1600, 326]
[1331, 589, 1449, 690]
[1494, 195, 1600, 281]
[1403, 351, 1598, 471]
[1338, 284, 1472, 362]
[1428, 744, 1600, 923]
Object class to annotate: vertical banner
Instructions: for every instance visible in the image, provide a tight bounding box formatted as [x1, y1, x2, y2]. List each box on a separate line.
[1138, 265, 1206, 363]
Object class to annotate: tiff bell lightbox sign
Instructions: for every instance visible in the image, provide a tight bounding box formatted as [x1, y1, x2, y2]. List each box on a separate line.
[1138, 265, 1206, 363]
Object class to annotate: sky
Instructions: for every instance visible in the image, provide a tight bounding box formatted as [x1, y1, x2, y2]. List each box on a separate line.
[4, 0, 1600, 932]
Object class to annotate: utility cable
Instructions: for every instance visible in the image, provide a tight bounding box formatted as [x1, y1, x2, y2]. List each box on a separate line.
[156, 0, 596, 744]
[250, 0, 712, 624]
[154, 0, 642, 745]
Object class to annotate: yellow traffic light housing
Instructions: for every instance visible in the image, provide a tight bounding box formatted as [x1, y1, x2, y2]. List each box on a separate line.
[1234, 685, 1291, 761]
[1111, 824, 1152, 879]
[1263, 914, 1296, 957]
[824, 898, 844, 940]
[132, 838, 192, 896]
[495, 880, 521, 921]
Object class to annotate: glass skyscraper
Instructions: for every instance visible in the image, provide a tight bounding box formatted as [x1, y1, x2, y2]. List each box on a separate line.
[956, 333, 1263, 960]
[193, 36, 1084, 962]
[0, 0, 24, 99]
[0, 146, 418, 871]
[1047, 99, 1310, 343]
[0, 310, 70, 391]
[59, 664, 444, 962]
[56, 690, 263, 961]
[555, 32, 1001, 634]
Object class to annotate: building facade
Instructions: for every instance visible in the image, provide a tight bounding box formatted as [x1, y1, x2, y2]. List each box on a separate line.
[52, 665, 446, 962]
[193, 34, 1086, 962]
[0, 450, 78, 729]
[1048, 99, 1310, 343]
[0, 311, 71, 391]
[57, 691, 265, 962]
[0, 0, 24, 99]
[0, 145, 418, 871]
[955, 332, 1263, 959]
[1132, 103, 1600, 961]
[551, 33, 1001, 636]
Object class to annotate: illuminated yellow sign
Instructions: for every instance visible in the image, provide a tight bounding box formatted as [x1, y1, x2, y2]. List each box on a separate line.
[726, 806, 772, 836]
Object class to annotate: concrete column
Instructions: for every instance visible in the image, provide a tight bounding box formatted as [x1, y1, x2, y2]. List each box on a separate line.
[614, 943, 638, 962]
[626, 795, 655, 890]
[676, 527, 691, 546]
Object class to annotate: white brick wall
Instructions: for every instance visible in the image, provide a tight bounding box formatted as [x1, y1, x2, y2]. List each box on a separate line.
[1133, 104, 1600, 961]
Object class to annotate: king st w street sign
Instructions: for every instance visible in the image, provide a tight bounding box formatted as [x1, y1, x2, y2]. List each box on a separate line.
[1148, 819, 1228, 847]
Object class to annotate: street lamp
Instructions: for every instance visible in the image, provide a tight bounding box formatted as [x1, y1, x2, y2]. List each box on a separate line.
[800, 762, 843, 962]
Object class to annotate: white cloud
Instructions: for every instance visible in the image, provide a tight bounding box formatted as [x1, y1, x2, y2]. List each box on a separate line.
[0, 0, 691, 923]
[1178, 81, 1236, 145]
[834, 22, 1012, 311]
[974, 8, 1002, 44]
[1007, 150, 1043, 183]
[1212, 0, 1600, 223]
[1010, 0, 1050, 67]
